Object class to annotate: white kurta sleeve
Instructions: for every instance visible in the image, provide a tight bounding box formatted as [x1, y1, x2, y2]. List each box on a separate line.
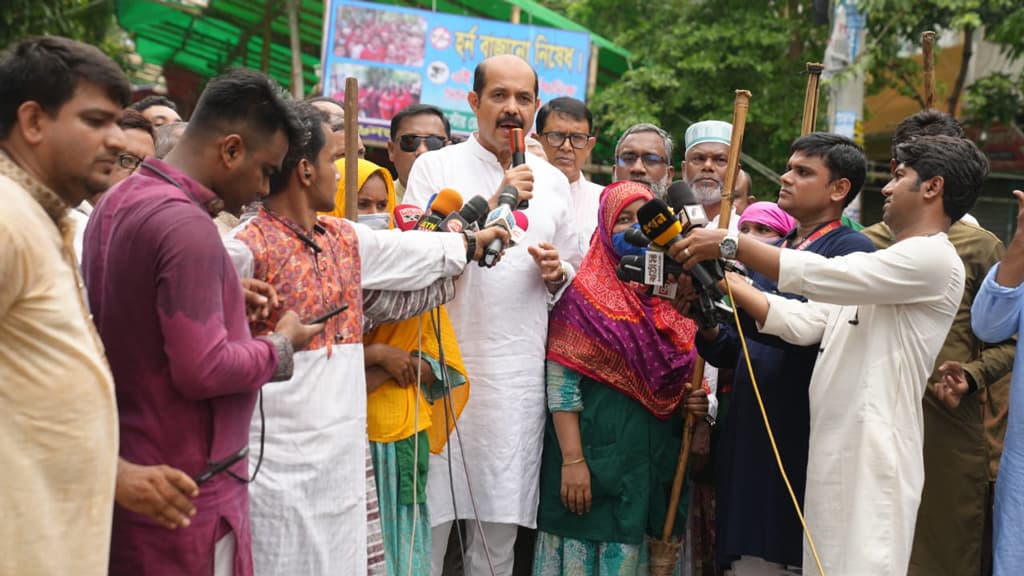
[972, 263, 1024, 343]
[223, 236, 255, 279]
[777, 236, 958, 306]
[759, 293, 832, 346]
[355, 224, 467, 290]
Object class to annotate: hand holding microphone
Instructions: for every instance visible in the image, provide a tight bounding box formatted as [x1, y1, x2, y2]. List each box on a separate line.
[479, 185, 519, 267]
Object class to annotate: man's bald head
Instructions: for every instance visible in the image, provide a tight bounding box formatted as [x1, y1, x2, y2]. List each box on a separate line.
[473, 55, 539, 97]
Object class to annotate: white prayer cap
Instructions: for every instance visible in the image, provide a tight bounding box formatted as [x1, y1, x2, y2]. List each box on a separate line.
[684, 120, 733, 153]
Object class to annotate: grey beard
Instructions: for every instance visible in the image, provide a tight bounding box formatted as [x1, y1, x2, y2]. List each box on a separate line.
[691, 180, 723, 204]
[650, 177, 669, 200]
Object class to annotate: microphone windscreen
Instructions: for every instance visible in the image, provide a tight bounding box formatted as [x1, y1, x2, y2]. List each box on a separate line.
[393, 204, 423, 231]
[460, 195, 490, 226]
[430, 188, 464, 217]
[667, 180, 699, 212]
[513, 210, 529, 231]
[637, 198, 682, 247]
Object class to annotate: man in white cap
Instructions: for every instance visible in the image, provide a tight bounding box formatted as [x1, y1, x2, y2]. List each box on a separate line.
[684, 119, 739, 230]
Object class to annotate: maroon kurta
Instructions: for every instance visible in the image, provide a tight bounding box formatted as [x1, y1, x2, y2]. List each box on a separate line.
[83, 158, 283, 576]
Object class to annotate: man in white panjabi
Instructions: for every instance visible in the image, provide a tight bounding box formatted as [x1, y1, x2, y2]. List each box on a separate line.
[533, 96, 602, 255]
[671, 134, 989, 575]
[405, 54, 582, 576]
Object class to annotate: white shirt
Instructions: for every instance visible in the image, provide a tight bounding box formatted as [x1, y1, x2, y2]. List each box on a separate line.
[569, 172, 603, 255]
[406, 134, 582, 527]
[758, 234, 963, 575]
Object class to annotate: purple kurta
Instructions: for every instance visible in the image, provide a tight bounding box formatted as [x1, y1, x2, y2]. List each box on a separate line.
[83, 159, 281, 576]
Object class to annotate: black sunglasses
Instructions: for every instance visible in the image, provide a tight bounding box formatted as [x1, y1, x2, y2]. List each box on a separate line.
[398, 134, 447, 153]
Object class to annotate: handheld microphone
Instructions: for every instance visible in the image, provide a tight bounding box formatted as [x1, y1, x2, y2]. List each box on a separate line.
[509, 127, 529, 209]
[636, 198, 720, 295]
[511, 210, 529, 245]
[616, 253, 684, 284]
[416, 188, 463, 231]
[667, 180, 709, 230]
[459, 196, 490, 231]
[393, 204, 424, 231]
[624, 226, 650, 247]
[481, 185, 519, 267]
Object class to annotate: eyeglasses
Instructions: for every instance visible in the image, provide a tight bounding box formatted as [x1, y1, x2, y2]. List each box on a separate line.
[616, 152, 668, 168]
[398, 134, 447, 153]
[540, 131, 591, 150]
[117, 152, 143, 172]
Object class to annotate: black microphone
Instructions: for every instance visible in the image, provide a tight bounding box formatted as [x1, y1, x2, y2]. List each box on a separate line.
[458, 195, 490, 231]
[623, 226, 650, 247]
[636, 198, 720, 295]
[481, 185, 518, 267]
[615, 254, 684, 284]
[667, 180, 710, 231]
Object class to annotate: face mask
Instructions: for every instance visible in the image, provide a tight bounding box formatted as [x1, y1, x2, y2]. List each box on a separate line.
[611, 224, 647, 258]
[358, 213, 391, 230]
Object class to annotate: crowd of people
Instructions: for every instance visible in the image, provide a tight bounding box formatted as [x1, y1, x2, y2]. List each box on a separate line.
[4, 33, 1024, 576]
[333, 7, 427, 67]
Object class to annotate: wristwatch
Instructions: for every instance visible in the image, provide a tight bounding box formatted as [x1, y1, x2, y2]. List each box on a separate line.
[719, 229, 740, 260]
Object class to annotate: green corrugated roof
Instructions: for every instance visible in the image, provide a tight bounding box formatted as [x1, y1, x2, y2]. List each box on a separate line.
[115, 0, 630, 94]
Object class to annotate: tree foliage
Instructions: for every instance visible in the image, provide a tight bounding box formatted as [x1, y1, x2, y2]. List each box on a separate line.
[1, 0, 135, 72]
[854, 0, 1024, 116]
[540, 0, 830, 194]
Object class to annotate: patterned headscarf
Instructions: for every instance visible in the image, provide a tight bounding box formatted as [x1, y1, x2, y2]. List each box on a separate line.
[546, 180, 698, 418]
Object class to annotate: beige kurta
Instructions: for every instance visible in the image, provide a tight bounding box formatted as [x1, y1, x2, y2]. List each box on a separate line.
[0, 153, 118, 575]
[759, 234, 964, 576]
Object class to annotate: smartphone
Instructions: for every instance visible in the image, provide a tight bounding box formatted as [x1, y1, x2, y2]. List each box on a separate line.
[194, 446, 249, 486]
[310, 303, 349, 324]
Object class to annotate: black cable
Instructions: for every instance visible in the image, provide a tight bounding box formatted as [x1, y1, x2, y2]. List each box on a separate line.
[226, 389, 265, 484]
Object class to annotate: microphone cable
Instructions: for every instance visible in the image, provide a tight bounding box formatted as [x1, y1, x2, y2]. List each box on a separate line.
[430, 306, 498, 576]
[723, 275, 826, 576]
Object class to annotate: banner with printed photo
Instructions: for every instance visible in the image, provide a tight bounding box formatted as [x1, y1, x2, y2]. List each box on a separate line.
[323, 0, 592, 143]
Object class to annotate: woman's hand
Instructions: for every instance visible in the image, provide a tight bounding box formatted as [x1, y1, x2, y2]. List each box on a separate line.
[560, 459, 592, 516]
[365, 343, 417, 386]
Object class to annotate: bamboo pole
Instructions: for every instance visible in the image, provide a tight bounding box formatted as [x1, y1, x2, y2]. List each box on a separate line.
[651, 90, 753, 575]
[922, 31, 936, 110]
[344, 77, 359, 220]
[286, 0, 303, 98]
[801, 63, 825, 135]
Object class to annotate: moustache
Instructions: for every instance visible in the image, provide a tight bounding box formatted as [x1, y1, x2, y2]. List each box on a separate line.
[496, 115, 524, 129]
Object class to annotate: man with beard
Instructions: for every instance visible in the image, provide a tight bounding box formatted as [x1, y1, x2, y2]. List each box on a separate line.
[683, 120, 739, 230]
[612, 122, 673, 198]
[0, 35, 129, 576]
[405, 54, 582, 576]
[534, 97, 602, 254]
